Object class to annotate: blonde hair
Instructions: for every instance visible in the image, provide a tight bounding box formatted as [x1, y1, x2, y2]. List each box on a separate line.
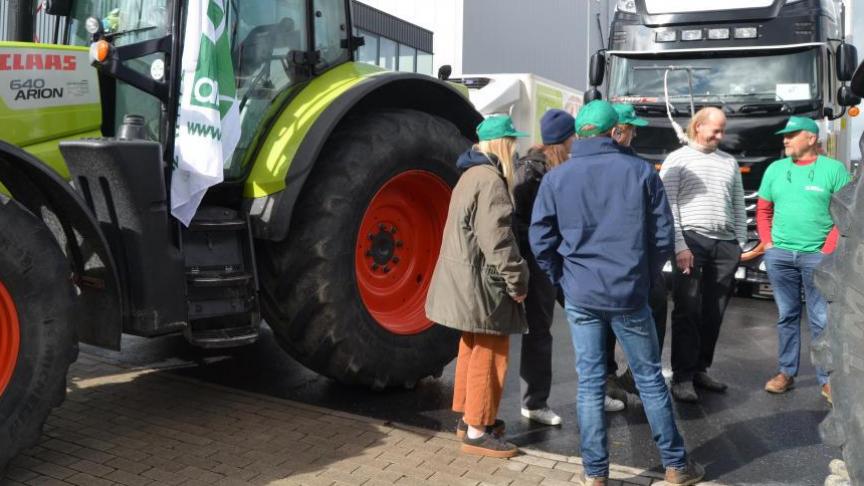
[476, 137, 517, 191]
[686, 107, 724, 141]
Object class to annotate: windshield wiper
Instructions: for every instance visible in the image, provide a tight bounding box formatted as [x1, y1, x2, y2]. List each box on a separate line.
[105, 24, 157, 40]
[634, 104, 679, 116]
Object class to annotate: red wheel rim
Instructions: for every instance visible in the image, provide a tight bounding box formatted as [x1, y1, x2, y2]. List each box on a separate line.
[355, 170, 451, 335]
[0, 280, 20, 397]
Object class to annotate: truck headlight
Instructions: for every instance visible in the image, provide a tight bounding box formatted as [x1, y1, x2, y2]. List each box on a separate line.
[734, 27, 758, 39]
[656, 30, 676, 42]
[681, 29, 703, 41]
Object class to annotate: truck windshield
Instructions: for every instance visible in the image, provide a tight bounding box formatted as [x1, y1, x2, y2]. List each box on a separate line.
[608, 48, 820, 105]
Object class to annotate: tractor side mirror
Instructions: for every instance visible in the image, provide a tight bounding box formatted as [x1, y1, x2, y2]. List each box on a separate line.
[838, 85, 862, 107]
[836, 43, 858, 82]
[584, 88, 603, 104]
[438, 64, 452, 81]
[851, 61, 864, 97]
[44, 0, 73, 16]
[589, 52, 606, 87]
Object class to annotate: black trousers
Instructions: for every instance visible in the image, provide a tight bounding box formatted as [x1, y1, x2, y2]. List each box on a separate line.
[518, 243, 557, 410]
[671, 231, 741, 383]
[606, 268, 668, 374]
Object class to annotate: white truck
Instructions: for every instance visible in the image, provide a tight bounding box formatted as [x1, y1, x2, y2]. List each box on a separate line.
[453, 73, 584, 154]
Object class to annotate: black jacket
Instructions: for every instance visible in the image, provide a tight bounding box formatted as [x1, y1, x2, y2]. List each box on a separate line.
[513, 148, 549, 242]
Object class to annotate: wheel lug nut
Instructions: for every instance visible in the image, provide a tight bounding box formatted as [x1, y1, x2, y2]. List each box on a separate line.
[395, 241, 403, 247]
[390, 227, 398, 234]
[379, 223, 387, 231]
[392, 256, 400, 264]
[382, 266, 390, 273]
[372, 264, 379, 270]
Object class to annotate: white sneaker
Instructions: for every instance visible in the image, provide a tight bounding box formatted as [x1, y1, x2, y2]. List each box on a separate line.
[520, 407, 563, 425]
[604, 395, 625, 412]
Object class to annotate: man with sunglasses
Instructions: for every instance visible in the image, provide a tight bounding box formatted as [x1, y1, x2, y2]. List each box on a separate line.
[757, 116, 851, 404]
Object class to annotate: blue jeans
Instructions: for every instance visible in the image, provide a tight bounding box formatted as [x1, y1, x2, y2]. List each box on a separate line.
[763, 247, 829, 385]
[565, 303, 687, 477]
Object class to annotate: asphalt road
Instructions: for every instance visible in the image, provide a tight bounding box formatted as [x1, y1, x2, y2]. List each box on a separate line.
[82, 296, 838, 486]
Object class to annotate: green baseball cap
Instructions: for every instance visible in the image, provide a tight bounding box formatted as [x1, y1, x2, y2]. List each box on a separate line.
[775, 116, 820, 136]
[613, 103, 649, 127]
[476, 115, 528, 141]
[575, 100, 619, 137]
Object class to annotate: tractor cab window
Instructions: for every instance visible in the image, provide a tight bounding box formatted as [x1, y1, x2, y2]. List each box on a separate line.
[225, 0, 309, 178]
[313, 0, 349, 70]
[68, 0, 171, 140]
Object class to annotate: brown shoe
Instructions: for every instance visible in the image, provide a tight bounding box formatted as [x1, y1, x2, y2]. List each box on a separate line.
[665, 460, 705, 485]
[822, 384, 833, 405]
[460, 432, 518, 458]
[578, 472, 608, 485]
[456, 418, 505, 439]
[765, 373, 794, 393]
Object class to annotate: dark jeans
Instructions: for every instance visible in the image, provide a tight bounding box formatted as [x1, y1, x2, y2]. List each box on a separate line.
[671, 231, 741, 383]
[519, 244, 556, 410]
[606, 268, 668, 374]
[763, 247, 829, 384]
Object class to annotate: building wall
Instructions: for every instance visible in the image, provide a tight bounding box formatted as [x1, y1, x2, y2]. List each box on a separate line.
[461, 0, 612, 89]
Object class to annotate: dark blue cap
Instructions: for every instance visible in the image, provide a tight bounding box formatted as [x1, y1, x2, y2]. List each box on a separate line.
[540, 109, 576, 145]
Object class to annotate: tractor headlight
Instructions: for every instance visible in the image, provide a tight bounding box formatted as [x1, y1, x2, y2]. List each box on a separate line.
[85, 16, 102, 35]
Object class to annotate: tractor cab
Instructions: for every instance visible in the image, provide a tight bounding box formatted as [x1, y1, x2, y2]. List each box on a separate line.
[66, 0, 352, 180]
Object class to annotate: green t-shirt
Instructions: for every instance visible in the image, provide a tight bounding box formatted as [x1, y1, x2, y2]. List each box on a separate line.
[758, 155, 850, 253]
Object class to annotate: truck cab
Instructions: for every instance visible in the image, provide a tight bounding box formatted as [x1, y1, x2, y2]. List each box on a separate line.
[588, 0, 860, 293]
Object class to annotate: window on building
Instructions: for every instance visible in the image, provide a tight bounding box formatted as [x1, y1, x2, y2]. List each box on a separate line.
[417, 51, 433, 76]
[398, 44, 416, 72]
[379, 37, 397, 70]
[356, 29, 379, 66]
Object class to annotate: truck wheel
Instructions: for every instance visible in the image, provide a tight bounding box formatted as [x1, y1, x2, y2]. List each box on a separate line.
[0, 198, 77, 469]
[813, 176, 864, 485]
[259, 109, 469, 388]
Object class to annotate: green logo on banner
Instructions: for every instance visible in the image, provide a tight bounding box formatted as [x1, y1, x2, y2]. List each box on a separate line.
[190, 0, 236, 120]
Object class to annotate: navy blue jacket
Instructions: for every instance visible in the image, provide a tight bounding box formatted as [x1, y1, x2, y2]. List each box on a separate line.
[529, 137, 674, 311]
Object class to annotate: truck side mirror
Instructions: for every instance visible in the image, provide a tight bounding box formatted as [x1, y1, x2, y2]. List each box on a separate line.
[836, 44, 858, 82]
[838, 85, 862, 107]
[589, 52, 606, 87]
[44, 0, 73, 16]
[584, 88, 603, 104]
[851, 61, 864, 97]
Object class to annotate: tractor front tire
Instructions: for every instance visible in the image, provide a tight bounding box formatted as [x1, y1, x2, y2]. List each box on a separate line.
[814, 172, 864, 485]
[259, 109, 470, 389]
[0, 198, 77, 469]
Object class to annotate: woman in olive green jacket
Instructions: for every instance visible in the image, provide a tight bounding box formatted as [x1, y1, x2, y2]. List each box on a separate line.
[425, 115, 529, 459]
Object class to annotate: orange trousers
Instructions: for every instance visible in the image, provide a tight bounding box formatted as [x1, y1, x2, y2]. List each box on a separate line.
[452, 332, 510, 428]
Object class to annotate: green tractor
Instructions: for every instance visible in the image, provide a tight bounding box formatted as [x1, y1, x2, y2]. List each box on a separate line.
[0, 0, 480, 466]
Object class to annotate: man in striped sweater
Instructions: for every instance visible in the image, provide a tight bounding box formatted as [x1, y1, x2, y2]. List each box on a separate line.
[659, 107, 747, 403]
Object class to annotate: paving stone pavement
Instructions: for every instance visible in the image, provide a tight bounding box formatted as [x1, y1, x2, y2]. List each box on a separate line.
[1, 355, 724, 486]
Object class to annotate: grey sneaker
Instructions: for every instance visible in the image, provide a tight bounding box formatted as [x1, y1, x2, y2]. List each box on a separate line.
[604, 395, 625, 412]
[665, 460, 705, 485]
[521, 406, 562, 425]
[671, 381, 699, 403]
[461, 432, 518, 458]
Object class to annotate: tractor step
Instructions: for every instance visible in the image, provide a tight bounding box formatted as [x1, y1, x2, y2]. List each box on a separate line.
[184, 323, 260, 349]
[187, 271, 254, 287]
[182, 206, 261, 349]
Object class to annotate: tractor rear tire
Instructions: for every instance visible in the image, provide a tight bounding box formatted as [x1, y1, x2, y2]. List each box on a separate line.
[0, 198, 77, 469]
[259, 109, 469, 389]
[813, 173, 864, 485]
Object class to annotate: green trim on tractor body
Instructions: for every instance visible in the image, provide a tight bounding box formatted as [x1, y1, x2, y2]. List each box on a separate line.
[242, 61, 385, 198]
[0, 43, 102, 181]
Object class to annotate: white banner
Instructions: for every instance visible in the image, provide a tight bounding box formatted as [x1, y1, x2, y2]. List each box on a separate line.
[171, 0, 241, 226]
